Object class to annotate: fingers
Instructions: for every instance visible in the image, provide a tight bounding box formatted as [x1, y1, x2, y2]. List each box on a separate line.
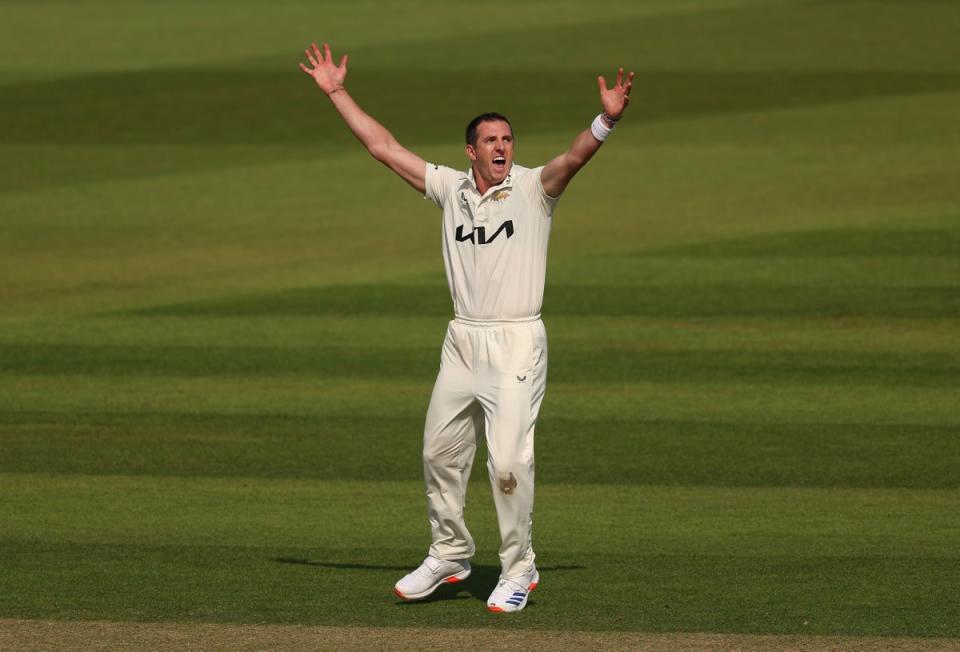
[600, 69, 635, 95]
[303, 41, 349, 80]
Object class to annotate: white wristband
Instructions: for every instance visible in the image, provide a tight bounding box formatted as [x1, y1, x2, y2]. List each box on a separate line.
[590, 113, 615, 142]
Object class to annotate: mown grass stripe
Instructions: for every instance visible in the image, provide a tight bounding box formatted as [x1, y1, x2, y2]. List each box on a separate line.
[119, 282, 960, 319]
[4, 343, 959, 387]
[6, 68, 960, 147]
[3, 412, 957, 488]
[635, 226, 960, 258]
[4, 541, 953, 634]
[2, 475, 957, 635]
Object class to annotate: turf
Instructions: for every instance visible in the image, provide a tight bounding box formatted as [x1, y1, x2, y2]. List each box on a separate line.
[3, 475, 958, 634]
[2, 0, 959, 640]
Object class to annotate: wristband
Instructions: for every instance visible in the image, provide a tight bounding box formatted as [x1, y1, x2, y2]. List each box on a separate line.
[590, 113, 615, 142]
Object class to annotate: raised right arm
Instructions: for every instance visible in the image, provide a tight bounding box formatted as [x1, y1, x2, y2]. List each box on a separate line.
[300, 43, 426, 193]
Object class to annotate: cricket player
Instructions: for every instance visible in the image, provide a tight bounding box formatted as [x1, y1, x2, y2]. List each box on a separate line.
[300, 42, 633, 613]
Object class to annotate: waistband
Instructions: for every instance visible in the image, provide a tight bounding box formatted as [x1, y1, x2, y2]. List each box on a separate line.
[453, 313, 541, 326]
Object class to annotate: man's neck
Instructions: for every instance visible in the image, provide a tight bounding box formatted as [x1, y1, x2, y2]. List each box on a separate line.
[470, 165, 509, 196]
[470, 166, 490, 195]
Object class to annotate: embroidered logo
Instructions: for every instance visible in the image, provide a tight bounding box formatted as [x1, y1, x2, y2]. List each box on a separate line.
[516, 375, 527, 382]
[493, 190, 510, 201]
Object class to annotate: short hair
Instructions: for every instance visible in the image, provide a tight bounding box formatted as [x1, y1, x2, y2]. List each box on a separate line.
[465, 112, 512, 146]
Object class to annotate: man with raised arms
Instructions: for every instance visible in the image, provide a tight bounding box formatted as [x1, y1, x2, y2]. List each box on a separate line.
[300, 42, 633, 613]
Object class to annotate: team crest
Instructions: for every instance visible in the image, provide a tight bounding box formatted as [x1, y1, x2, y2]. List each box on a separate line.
[493, 190, 510, 202]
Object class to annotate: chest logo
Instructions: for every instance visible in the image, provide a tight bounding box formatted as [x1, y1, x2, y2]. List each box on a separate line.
[493, 190, 510, 202]
[455, 220, 514, 245]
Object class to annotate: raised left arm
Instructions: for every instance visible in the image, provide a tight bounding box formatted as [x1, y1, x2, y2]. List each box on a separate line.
[540, 68, 634, 199]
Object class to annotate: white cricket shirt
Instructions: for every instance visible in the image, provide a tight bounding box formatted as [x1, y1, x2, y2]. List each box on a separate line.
[424, 162, 559, 322]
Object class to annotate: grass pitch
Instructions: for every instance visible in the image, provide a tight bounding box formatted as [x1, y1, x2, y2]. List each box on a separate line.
[1, 0, 959, 643]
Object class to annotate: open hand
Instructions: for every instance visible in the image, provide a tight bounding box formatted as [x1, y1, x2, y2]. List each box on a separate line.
[597, 68, 635, 121]
[300, 42, 348, 96]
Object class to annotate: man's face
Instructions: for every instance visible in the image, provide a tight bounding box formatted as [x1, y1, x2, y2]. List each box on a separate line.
[466, 120, 514, 189]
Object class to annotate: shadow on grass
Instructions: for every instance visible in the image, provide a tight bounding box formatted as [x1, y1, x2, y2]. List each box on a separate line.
[273, 557, 411, 571]
[272, 557, 584, 606]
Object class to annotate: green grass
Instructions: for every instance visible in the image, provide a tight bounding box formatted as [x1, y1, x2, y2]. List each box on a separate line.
[3, 475, 957, 634]
[2, 0, 960, 639]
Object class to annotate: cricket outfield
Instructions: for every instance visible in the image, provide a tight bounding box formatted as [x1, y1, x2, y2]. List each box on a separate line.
[1, 0, 959, 649]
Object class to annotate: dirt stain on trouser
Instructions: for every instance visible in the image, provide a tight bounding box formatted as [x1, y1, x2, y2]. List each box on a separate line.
[498, 472, 517, 495]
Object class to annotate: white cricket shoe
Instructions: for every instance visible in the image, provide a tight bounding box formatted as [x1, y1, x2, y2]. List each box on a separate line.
[487, 567, 539, 613]
[393, 556, 471, 600]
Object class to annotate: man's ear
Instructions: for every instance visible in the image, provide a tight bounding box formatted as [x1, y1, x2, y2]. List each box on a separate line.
[465, 144, 477, 161]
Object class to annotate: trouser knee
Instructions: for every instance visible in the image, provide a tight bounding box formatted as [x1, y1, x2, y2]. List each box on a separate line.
[422, 447, 440, 469]
[423, 442, 470, 471]
[488, 462, 529, 496]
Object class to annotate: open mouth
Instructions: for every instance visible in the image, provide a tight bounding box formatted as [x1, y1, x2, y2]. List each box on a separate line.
[492, 156, 506, 170]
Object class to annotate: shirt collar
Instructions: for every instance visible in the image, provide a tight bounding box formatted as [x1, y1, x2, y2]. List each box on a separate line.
[463, 165, 514, 198]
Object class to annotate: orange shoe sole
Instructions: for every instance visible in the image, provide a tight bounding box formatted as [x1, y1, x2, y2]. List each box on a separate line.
[394, 573, 466, 601]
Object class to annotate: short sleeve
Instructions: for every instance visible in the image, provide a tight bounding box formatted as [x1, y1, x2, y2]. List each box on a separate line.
[424, 162, 461, 208]
[530, 165, 560, 215]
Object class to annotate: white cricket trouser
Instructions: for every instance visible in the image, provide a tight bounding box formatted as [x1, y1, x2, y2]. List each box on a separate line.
[423, 316, 548, 580]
